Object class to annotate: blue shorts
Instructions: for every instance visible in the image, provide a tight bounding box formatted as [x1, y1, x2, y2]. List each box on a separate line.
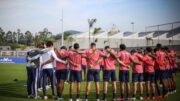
[155, 70, 160, 80]
[69, 70, 82, 82]
[55, 69, 68, 81]
[87, 69, 100, 82]
[103, 70, 117, 82]
[132, 73, 143, 82]
[160, 70, 167, 79]
[81, 65, 86, 72]
[144, 72, 155, 83]
[172, 68, 177, 73]
[119, 70, 129, 82]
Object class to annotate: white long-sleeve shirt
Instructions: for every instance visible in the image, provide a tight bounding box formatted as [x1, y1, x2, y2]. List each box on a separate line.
[41, 49, 66, 69]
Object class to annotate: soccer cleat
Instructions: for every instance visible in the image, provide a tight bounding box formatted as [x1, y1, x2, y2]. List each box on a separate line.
[96, 99, 100, 101]
[43, 96, 48, 100]
[139, 96, 143, 100]
[57, 97, 64, 101]
[34, 96, 42, 99]
[84, 99, 88, 101]
[144, 96, 150, 100]
[131, 97, 136, 100]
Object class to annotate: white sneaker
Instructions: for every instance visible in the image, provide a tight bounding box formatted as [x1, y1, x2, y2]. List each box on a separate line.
[76, 99, 79, 101]
[96, 99, 100, 101]
[57, 97, 63, 101]
[69, 98, 73, 101]
[132, 97, 136, 100]
[84, 99, 88, 101]
[140, 96, 143, 100]
[34, 96, 42, 99]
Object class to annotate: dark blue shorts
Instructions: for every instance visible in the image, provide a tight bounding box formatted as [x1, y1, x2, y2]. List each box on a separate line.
[155, 70, 160, 80]
[69, 70, 82, 82]
[87, 69, 100, 82]
[160, 70, 167, 79]
[55, 69, 68, 81]
[103, 70, 117, 82]
[172, 68, 177, 73]
[81, 65, 86, 72]
[132, 73, 143, 82]
[119, 70, 129, 82]
[144, 72, 155, 83]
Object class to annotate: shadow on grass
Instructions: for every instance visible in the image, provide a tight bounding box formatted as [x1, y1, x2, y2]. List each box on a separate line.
[0, 80, 27, 99]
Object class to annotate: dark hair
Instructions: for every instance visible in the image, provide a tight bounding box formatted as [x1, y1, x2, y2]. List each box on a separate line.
[131, 49, 136, 53]
[164, 46, 169, 51]
[120, 44, 126, 50]
[91, 43, 96, 47]
[74, 43, 79, 49]
[46, 41, 53, 47]
[146, 47, 152, 52]
[104, 46, 110, 50]
[69, 46, 72, 50]
[156, 43, 162, 49]
[36, 42, 45, 48]
[61, 46, 67, 50]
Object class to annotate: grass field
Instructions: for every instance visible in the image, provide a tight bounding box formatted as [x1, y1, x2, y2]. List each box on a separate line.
[0, 63, 179, 101]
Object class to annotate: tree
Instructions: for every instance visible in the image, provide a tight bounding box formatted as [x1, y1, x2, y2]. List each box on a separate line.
[25, 31, 34, 46]
[0, 27, 6, 44]
[5, 31, 13, 43]
[67, 36, 75, 46]
[93, 27, 101, 42]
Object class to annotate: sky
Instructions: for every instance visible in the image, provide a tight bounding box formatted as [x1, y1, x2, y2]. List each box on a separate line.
[0, 0, 180, 34]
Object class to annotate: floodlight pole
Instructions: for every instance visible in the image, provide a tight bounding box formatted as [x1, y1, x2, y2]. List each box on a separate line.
[61, 9, 64, 46]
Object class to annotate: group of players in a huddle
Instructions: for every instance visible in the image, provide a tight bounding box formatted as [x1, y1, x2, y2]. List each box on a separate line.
[26, 41, 177, 101]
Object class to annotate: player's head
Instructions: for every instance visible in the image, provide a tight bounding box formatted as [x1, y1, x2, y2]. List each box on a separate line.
[120, 44, 126, 50]
[61, 46, 67, 50]
[74, 43, 79, 49]
[130, 49, 136, 54]
[91, 42, 96, 49]
[156, 43, 162, 50]
[164, 46, 169, 52]
[46, 41, 53, 47]
[146, 47, 152, 53]
[104, 46, 110, 51]
[69, 46, 72, 50]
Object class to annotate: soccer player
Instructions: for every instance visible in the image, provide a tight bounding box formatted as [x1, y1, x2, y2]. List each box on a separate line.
[40, 41, 67, 100]
[168, 48, 177, 94]
[26, 43, 46, 99]
[143, 47, 156, 100]
[154, 44, 168, 99]
[67, 43, 83, 101]
[55, 46, 68, 100]
[84, 43, 108, 101]
[101, 46, 127, 101]
[117, 44, 141, 100]
[130, 49, 144, 100]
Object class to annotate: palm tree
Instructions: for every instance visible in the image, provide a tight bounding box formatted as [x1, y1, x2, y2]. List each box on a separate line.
[0, 27, 6, 44]
[93, 27, 101, 42]
[88, 19, 96, 45]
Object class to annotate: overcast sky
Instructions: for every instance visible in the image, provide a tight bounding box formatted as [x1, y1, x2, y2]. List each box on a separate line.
[0, 0, 180, 34]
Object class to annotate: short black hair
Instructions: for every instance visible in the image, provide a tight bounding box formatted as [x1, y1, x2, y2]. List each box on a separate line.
[131, 49, 136, 53]
[120, 44, 126, 50]
[104, 46, 110, 50]
[61, 46, 67, 50]
[91, 43, 96, 47]
[69, 46, 72, 50]
[156, 43, 162, 49]
[74, 43, 79, 49]
[46, 41, 53, 47]
[146, 47, 152, 52]
[164, 46, 169, 51]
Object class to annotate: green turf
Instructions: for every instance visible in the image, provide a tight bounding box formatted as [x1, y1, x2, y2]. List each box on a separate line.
[0, 64, 179, 101]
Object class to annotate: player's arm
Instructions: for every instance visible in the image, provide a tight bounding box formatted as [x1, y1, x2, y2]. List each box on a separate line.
[42, 57, 54, 66]
[27, 54, 41, 61]
[67, 59, 78, 67]
[51, 50, 67, 64]
[93, 56, 104, 67]
[130, 56, 142, 65]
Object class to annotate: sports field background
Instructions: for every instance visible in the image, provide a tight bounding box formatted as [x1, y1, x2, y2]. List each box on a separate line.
[0, 64, 179, 101]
